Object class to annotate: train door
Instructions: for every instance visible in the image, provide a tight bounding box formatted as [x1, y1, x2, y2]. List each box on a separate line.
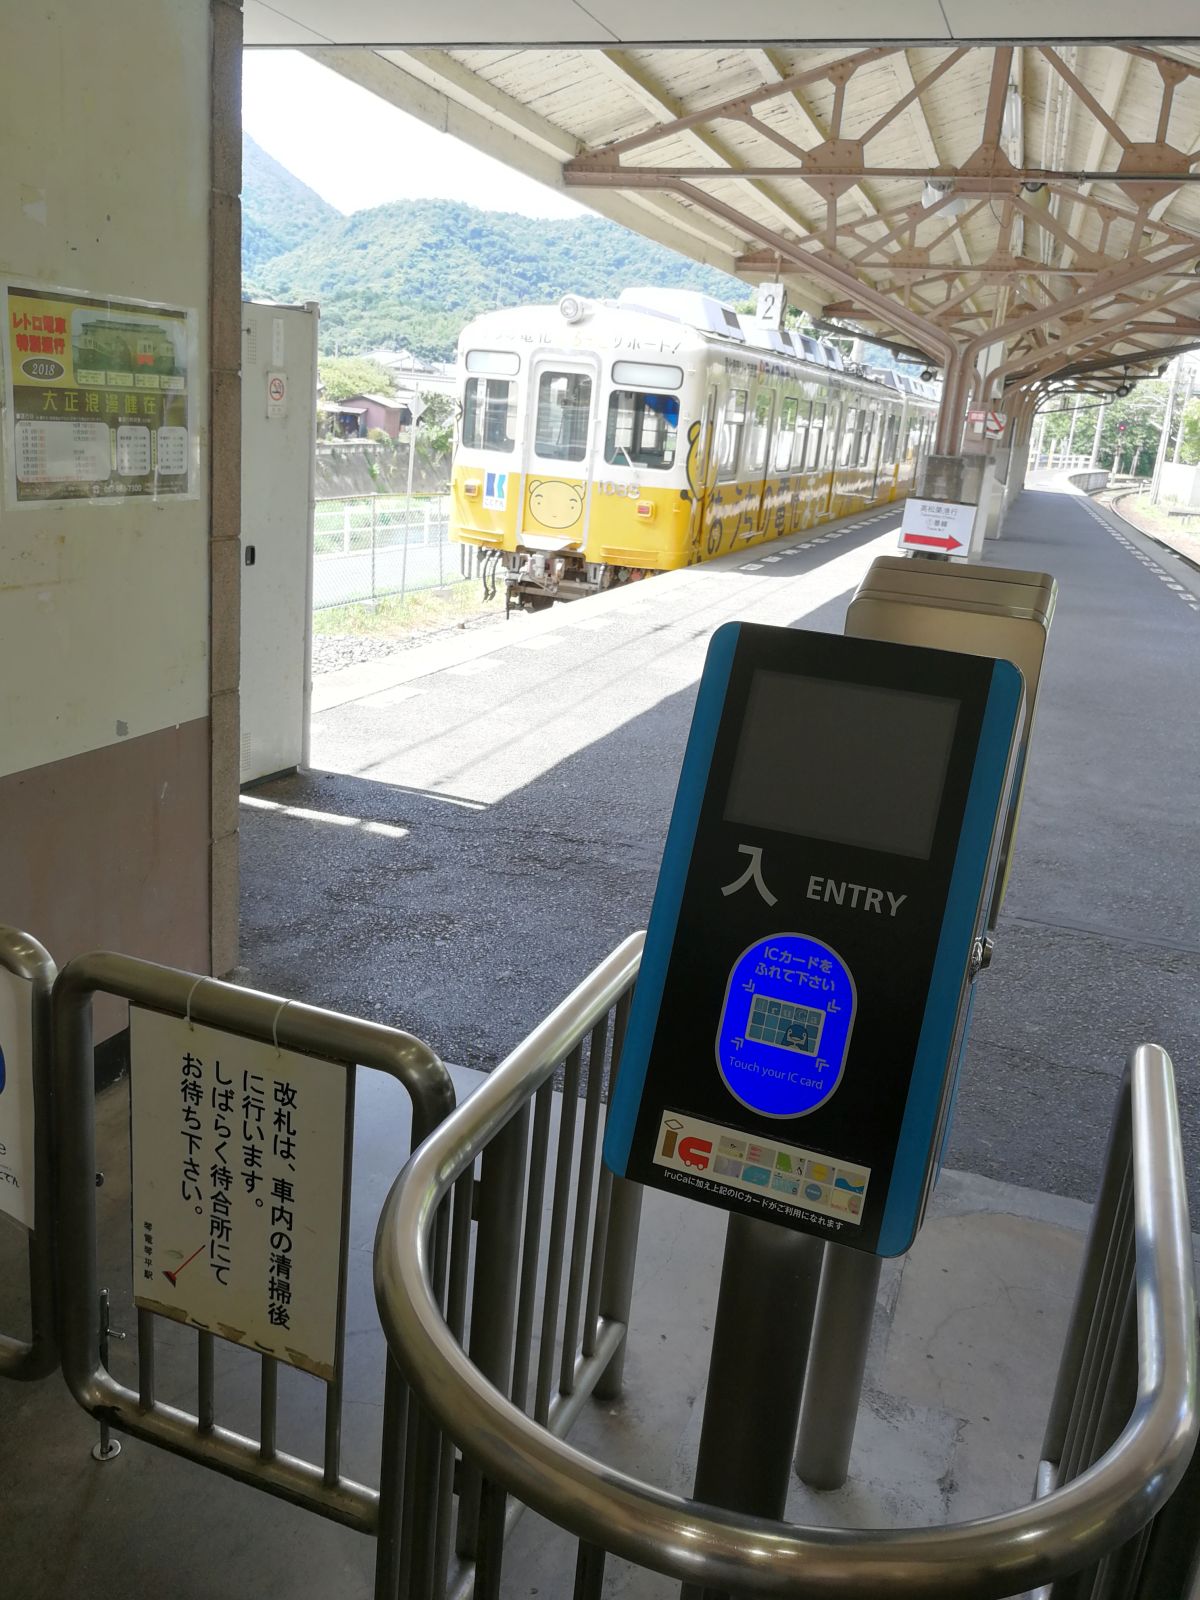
[818, 391, 842, 520]
[690, 385, 719, 550]
[520, 354, 600, 549]
[744, 385, 776, 538]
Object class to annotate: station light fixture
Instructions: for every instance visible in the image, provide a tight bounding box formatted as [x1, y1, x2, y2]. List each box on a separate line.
[921, 178, 968, 216]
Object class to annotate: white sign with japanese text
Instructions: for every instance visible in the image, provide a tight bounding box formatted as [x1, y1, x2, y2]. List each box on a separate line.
[0, 967, 37, 1230]
[899, 498, 975, 557]
[130, 1008, 349, 1379]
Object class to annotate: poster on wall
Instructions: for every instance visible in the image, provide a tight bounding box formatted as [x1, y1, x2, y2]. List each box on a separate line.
[0, 967, 37, 1231]
[3, 283, 196, 505]
[129, 1007, 349, 1379]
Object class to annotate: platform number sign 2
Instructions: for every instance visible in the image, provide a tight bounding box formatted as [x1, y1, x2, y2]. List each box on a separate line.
[756, 283, 787, 330]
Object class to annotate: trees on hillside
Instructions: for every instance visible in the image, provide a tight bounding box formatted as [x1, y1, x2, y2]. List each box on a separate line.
[1036, 367, 1200, 474]
[1038, 381, 1167, 475]
[318, 356, 398, 401]
[1178, 397, 1200, 465]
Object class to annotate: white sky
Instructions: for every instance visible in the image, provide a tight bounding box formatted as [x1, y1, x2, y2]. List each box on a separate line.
[242, 51, 588, 219]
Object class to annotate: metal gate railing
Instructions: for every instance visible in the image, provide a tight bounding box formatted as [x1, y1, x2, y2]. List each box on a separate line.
[52, 951, 455, 1599]
[374, 932, 646, 1600]
[375, 932, 1199, 1599]
[0, 925, 57, 1380]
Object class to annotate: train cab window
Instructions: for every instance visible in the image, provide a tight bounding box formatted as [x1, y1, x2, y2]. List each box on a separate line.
[774, 397, 798, 471]
[718, 389, 747, 479]
[534, 370, 593, 462]
[462, 377, 517, 454]
[605, 390, 680, 470]
[744, 391, 774, 475]
[806, 402, 825, 472]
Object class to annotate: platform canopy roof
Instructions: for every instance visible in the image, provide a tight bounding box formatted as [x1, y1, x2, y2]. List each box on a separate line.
[245, 17, 1200, 416]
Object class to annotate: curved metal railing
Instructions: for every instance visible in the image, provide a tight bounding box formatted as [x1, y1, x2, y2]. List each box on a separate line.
[374, 935, 1198, 1598]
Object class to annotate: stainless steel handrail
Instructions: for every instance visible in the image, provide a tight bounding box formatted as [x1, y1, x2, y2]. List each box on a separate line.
[0, 924, 57, 1380]
[375, 941, 1198, 1599]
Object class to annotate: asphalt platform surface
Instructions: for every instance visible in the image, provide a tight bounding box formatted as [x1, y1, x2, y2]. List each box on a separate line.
[241, 485, 1200, 1204]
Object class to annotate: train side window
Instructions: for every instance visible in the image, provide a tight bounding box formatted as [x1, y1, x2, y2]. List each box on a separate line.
[859, 409, 877, 468]
[791, 400, 810, 471]
[774, 397, 798, 471]
[718, 389, 747, 479]
[839, 406, 859, 467]
[534, 370, 593, 462]
[462, 376, 517, 454]
[882, 413, 898, 462]
[805, 402, 824, 471]
[744, 390, 774, 475]
[605, 390, 680, 470]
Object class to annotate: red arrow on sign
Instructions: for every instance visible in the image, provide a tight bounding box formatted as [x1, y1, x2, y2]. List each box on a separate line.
[903, 532, 963, 551]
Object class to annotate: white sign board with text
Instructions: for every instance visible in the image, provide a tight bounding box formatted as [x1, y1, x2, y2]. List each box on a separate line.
[0, 968, 36, 1230]
[899, 498, 975, 558]
[755, 282, 786, 329]
[130, 1008, 348, 1379]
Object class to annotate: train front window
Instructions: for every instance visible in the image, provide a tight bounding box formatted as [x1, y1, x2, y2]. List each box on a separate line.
[604, 390, 680, 470]
[462, 377, 517, 454]
[534, 370, 593, 462]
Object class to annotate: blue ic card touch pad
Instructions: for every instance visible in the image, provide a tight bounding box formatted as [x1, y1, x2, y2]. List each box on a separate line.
[717, 934, 855, 1118]
[603, 623, 1024, 1258]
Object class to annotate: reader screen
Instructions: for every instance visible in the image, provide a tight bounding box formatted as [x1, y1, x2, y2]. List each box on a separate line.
[724, 670, 959, 859]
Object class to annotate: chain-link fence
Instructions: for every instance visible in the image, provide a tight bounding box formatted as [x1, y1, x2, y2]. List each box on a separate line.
[313, 494, 469, 610]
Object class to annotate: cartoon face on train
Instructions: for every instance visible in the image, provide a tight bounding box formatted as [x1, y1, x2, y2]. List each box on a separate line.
[526, 479, 585, 530]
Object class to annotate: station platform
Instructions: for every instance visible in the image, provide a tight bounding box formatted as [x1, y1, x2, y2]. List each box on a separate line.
[247, 480, 1200, 1204]
[2, 482, 1198, 1596]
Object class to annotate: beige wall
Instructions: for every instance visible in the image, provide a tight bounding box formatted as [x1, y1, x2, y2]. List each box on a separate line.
[0, 1, 240, 996]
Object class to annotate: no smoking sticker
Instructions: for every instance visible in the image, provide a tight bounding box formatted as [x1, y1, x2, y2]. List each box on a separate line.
[266, 370, 287, 419]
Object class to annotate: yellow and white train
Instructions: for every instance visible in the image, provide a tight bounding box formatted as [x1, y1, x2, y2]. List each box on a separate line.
[450, 288, 940, 610]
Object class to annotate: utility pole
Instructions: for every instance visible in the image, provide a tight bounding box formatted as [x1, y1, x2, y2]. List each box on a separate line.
[1089, 402, 1106, 469]
[1064, 392, 1082, 463]
[1151, 359, 1181, 504]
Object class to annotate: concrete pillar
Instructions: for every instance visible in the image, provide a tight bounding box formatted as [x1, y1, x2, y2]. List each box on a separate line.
[0, 0, 241, 1051]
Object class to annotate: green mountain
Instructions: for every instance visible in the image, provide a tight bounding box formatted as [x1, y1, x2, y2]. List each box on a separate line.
[243, 144, 747, 360]
[242, 135, 341, 277]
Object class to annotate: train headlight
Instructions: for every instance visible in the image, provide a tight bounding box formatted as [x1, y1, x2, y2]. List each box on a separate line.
[636, 501, 656, 520]
[559, 295, 587, 324]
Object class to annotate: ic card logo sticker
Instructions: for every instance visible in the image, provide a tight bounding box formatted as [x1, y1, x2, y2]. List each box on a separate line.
[715, 932, 856, 1119]
[483, 470, 508, 510]
[650, 1109, 870, 1224]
